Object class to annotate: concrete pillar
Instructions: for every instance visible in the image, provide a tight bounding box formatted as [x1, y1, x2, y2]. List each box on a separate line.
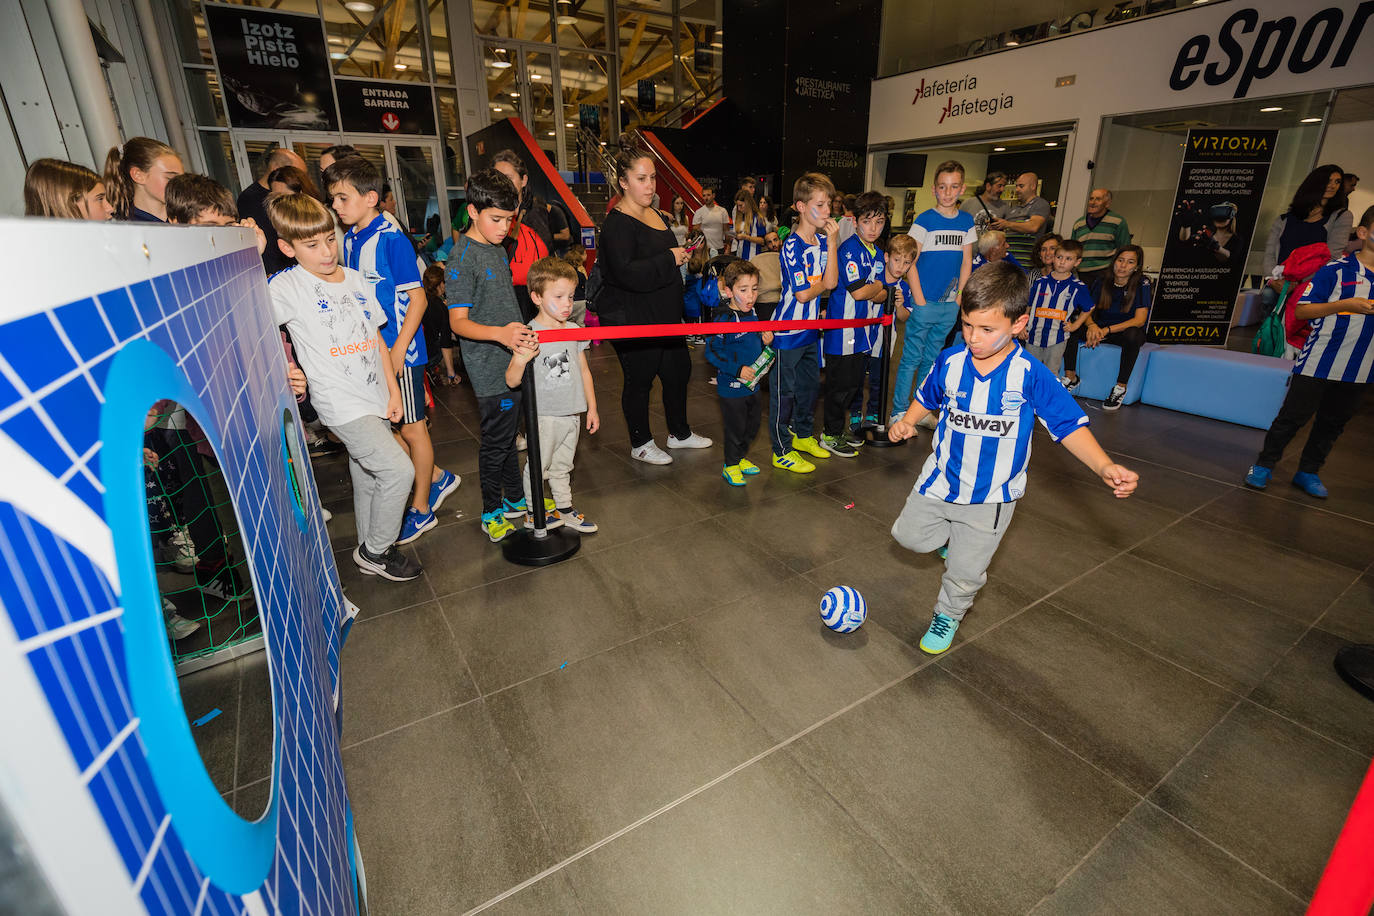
[45, 0, 122, 159]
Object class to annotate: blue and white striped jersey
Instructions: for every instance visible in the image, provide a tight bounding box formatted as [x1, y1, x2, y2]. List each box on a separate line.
[775, 230, 828, 350]
[914, 343, 1089, 504]
[824, 235, 885, 356]
[344, 213, 426, 366]
[1027, 274, 1093, 347]
[735, 215, 766, 261]
[1296, 254, 1374, 384]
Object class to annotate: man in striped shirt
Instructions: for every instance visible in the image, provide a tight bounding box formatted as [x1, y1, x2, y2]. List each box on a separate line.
[1246, 205, 1374, 499]
[1071, 189, 1132, 287]
[888, 262, 1138, 655]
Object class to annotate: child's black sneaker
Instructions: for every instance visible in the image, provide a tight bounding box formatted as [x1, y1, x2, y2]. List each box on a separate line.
[353, 545, 422, 581]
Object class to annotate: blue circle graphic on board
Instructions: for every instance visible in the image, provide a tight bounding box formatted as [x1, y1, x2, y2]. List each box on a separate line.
[820, 586, 867, 633]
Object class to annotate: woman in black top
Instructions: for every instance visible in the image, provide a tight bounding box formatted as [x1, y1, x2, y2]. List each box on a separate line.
[598, 149, 712, 464]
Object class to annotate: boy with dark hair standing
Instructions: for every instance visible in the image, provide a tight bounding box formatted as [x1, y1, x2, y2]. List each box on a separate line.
[821, 190, 890, 457]
[1245, 205, 1374, 499]
[324, 156, 459, 545]
[1025, 237, 1093, 378]
[890, 261, 1137, 654]
[448, 168, 541, 542]
[770, 171, 839, 474]
[706, 259, 772, 486]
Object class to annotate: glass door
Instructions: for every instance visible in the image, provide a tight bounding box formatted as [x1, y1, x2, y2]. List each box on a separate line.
[389, 143, 443, 246]
[481, 40, 568, 170]
[230, 131, 291, 193]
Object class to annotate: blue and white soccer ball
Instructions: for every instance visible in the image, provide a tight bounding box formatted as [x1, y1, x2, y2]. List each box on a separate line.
[820, 585, 867, 633]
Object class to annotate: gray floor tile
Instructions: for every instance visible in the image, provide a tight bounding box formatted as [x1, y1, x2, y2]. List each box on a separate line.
[1050, 555, 1308, 694]
[410, 516, 541, 598]
[557, 477, 712, 555]
[481, 871, 585, 915]
[1317, 574, 1374, 643]
[232, 777, 272, 821]
[1031, 802, 1303, 916]
[1131, 517, 1361, 622]
[343, 703, 556, 915]
[1029, 451, 1225, 516]
[1149, 702, 1367, 899]
[986, 508, 1121, 601]
[1197, 488, 1374, 570]
[235, 651, 275, 788]
[722, 488, 900, 573]
[668, 579, 925, 740]
[563, 752, 943, 915]
[790, 666, 1137, 916]
[1015, 470, 1184, 550]
[177, 661, 240, 796]
[812, 461, 927, 525]
[340, 601, 478, 746]
[486, 631, 772, 857]
[1248, 628, 1374, 756]
[940, 605, 1237, 793]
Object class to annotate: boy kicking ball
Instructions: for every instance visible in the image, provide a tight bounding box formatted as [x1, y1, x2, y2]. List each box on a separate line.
[888, 262, 1138, 654]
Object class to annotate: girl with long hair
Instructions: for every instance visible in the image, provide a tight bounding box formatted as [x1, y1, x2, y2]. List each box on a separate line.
[23, 158, 113, 220]
[1263, 164, 1351, 274]
[732, 189, 767, 260]
[103, 137, 183, 221]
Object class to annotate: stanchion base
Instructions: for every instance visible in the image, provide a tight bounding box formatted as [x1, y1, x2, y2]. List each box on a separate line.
[502, 527, 581, 567]
[1334, 645, 1374, 702]
[863, 426, 903, 448]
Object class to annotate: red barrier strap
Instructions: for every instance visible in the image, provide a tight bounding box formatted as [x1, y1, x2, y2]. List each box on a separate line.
[536, 314, 892, 343]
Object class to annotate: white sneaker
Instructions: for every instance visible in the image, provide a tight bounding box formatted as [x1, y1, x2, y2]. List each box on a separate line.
[667, 432, 713, 449]
[890, 413, 904, 428]
[166, 525, 197, 573]
[321, 507, 333, 522]
[630, 441, 673, 464]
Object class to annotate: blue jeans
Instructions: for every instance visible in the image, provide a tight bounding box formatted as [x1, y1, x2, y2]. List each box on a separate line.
[849, 352, 883, 420]
[893, 300, 957, 416]
[768, 343, 819, 455]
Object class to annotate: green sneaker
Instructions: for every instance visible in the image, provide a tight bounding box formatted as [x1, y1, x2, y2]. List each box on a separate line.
[792, 434, 830, 459]
[738, 458, 761, 476]
[820, 434, 859, 458]
[722, 464, 746, 487]
[937, 543, 948, 560]
[919, 613, 958, 655]
[502, 497, 528, 520]
[771, 450, 816, 474]
[482, 509, 516, 543]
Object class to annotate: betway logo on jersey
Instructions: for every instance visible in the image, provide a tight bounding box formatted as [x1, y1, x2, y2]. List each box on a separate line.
[944, 408, 1017, 437]
[911, 74, 1015, 125]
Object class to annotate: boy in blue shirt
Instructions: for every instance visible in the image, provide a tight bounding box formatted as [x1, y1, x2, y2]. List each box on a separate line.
[705, 260, 772, 485]
[325, 156, 459, 545]
[822, 191, 890, 457]
[1246, 205, 1374, 499]
[1024, 237, 1094, 378]
[889, 261, 1138, 654]
[771, 171, 839, 473]
[894, 160, 977, 428]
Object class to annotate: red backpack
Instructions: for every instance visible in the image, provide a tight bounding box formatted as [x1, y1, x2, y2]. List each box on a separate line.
[1279, 243, 1336, 350]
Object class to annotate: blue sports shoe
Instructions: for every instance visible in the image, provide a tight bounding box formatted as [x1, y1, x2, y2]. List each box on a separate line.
[937, 543, 949, 560]
[1243, 465, 1272, 490]
[1291, 471, 1328, 499]
[429, 470, 460, 512]
[396, 507, 436, 545]
[503, 497, 528, 519]
[919, 613, 959, 655]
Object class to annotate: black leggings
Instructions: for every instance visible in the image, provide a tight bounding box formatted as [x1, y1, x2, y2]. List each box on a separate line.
[612, 338, 693, 448]
[1064, 325, 1147, 384]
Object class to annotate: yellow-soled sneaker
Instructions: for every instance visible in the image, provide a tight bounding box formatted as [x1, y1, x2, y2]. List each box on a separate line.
[771, 450, 816, 474]
[792, 435, 830, 459]
[738, 458, 761, 476]
[722, 464, 746, 487]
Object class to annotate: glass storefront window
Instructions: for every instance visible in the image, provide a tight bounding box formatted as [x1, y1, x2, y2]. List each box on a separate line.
[559, 51, 611, 166]
[198, 130, 238, 194]
[1093, 92, 1330, 279]
[436, 89, 464, 187]
[167, 0, 212, 65]
[679, 16, 719, 112]
[472, 0, 553, 42]
[183, 68, 227, 128]
[430, 0, 452, 82]
[617, 10, 676, 129]
[523, 50, 560, 163]
[553, 0, 607, 50]
[322, 0, 430, 82]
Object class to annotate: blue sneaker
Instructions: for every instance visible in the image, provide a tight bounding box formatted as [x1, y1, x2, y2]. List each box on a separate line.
[1243, 465, 1272, 490]
[502, 497, 528, 519]
[919, 613, 959, 655]
[937, 543, 948, 560]
[395, 507, 436, 545]
[1291, 471, 1328, 499]
[429, 470, 460, 512]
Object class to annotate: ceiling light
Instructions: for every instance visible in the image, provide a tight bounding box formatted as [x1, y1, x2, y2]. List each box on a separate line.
[1192, 0, 1208, 4]
[993, 146, 1006, 152]
[493, 105, 502, 112]
[330, 52, 347, 60]
[328, 36, 345, 45]
[547, 131, 556, 136]
[557, 15, 578, 24]
[1301, 117, 1322, 123]
[1260, 106, 1282, 112]
[531, 73, 540, 80]
[492, 60, 511, 68]
[599, 141, 606, 146]
[510, 91, 519, 98]
[1005, 40, 1019, 46]
[1045, 141, 1058, 147]
[394, 63, 407, 70]
[566, 122, 574, 127]
[344, 0, 374, 10]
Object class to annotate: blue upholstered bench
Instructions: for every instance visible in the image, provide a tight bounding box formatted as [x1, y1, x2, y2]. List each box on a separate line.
[1072, 342, 1159, 405]
[1139, 347, 1293, 429]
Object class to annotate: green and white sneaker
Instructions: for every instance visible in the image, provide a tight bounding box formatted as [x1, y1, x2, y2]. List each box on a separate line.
[919, 613, 959, 655]
[482, 509, 516, 542]
[820, 434, 859, 458]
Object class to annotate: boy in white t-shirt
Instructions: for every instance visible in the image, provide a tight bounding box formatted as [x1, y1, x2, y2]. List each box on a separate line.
[266, 192, 420, 582]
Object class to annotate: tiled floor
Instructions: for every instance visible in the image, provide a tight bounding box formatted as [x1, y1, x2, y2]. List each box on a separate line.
[188, 341, 1372, 914]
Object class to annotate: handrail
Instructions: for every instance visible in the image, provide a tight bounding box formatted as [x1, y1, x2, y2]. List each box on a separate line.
[630, 128, 704, 213]
[640, 74, 723, 130]
[576, 127, 618, 193]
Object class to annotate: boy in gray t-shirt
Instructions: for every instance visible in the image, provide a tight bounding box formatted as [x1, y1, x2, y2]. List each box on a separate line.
[506, 257, 600, 534]
[448, 168, 541, 543]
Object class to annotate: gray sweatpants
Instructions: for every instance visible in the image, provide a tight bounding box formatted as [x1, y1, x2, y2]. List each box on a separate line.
[331, 414, 415, 555]
[891, 487, 1016, 622]
[1025, 341, 1067, 378]
[523, 414, 580, 508]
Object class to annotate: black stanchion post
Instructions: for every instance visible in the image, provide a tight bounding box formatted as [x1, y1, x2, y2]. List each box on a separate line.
[865, 284, 903, 448]
[503, 361, 581, 566]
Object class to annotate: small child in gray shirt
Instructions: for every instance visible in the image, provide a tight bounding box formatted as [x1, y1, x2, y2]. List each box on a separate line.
[506, 257, 600, 534]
